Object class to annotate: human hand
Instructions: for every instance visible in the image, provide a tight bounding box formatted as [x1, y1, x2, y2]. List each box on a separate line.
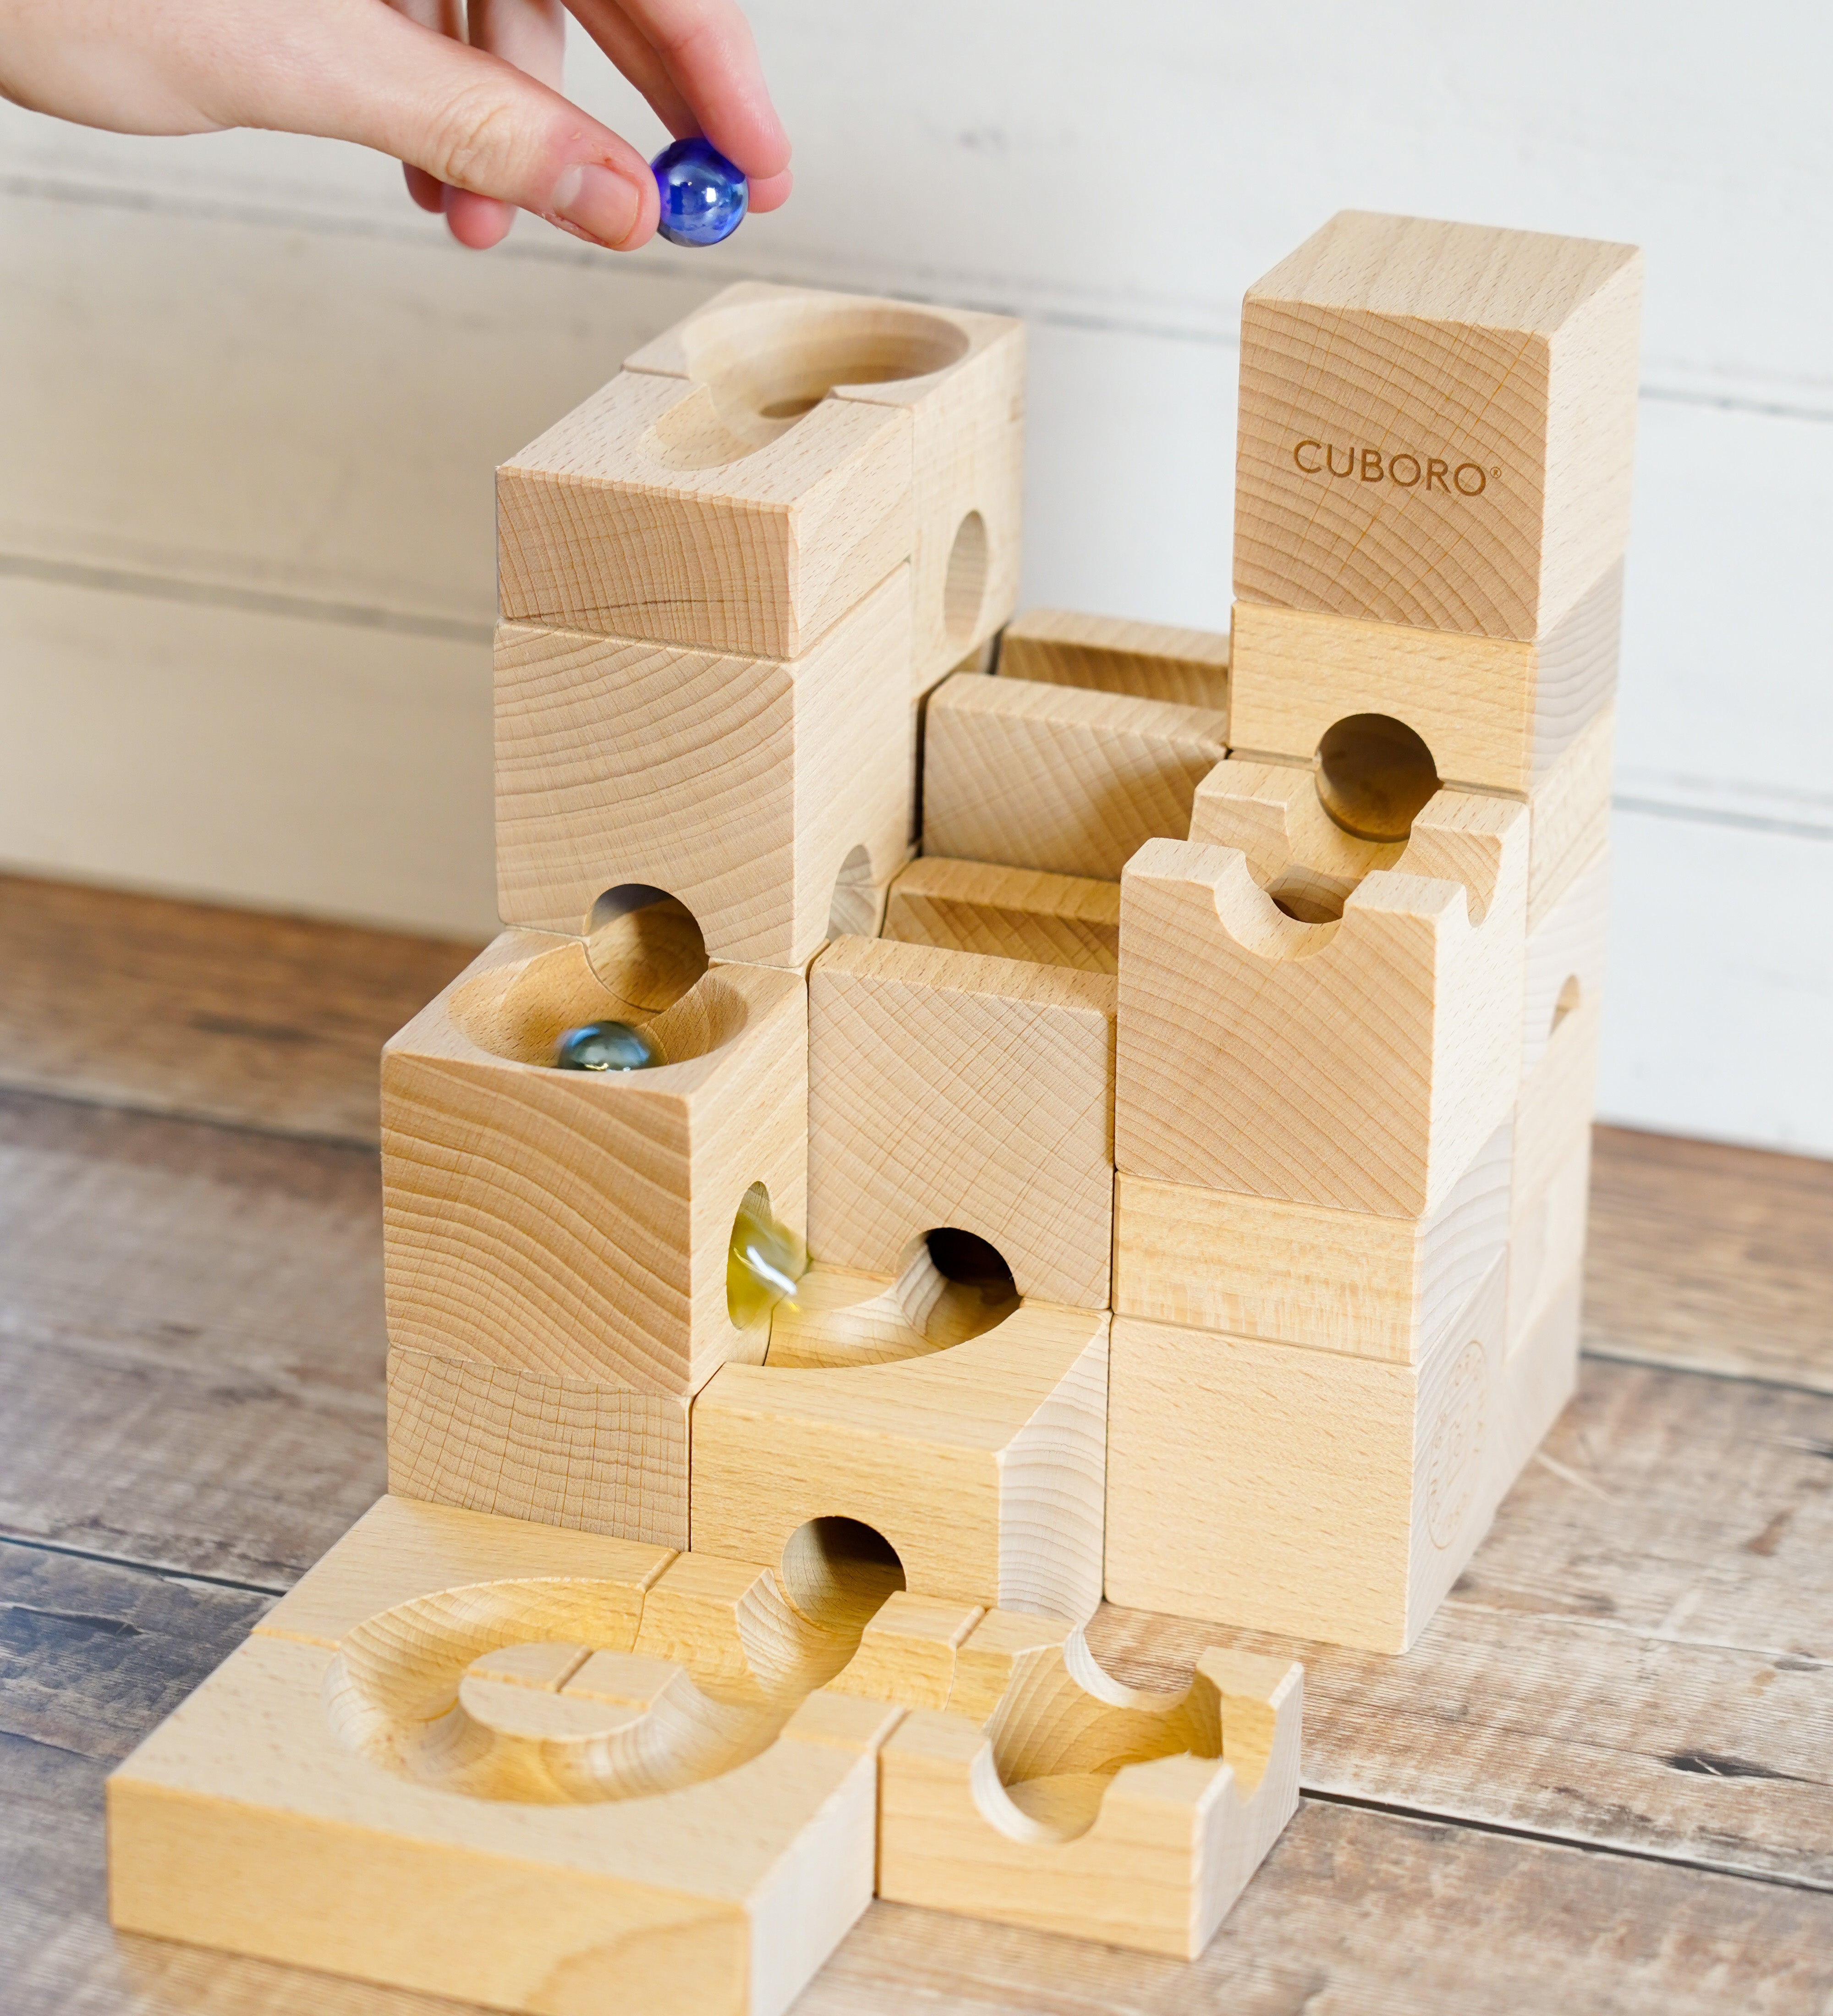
[0, 0, 792, 251]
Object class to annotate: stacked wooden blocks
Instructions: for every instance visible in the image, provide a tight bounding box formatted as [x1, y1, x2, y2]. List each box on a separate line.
[108, 215, 1639, 2010]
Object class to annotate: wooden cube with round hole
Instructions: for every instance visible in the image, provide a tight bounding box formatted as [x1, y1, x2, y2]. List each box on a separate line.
[691, 1266, 1110, 1625]
[1120, 775, 1530, 1218]
[623, 282, 1026, 693]
[877, 1620, 1302, 1956]
[495, 566, 913, 970]
[107, 1494, 907, 2016]
[807, 935, 1117, 1309]
[380, 923, 807, 1548]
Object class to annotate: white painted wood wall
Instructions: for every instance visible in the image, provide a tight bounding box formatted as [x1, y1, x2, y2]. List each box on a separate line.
[2, 3, 1829, 1155]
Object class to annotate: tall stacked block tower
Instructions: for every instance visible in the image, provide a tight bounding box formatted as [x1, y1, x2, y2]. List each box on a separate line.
[104, 212, 1641, 2008]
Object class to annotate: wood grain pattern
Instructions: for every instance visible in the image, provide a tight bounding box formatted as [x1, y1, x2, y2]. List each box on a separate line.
[382, 932, 807, 1395]
[495, 567, 911, 965]
[1115, 798, 1528, 1216]
[807, 934, 1115, 1307]
[1522, 843, 1609, 1082]
[1524, 695, 1616, 928]
[1235, 211, 1643, 641]
[0, 873, 480, 1146]
[1113, 1118, 1511, 1363]
[497, 367, 913, 659]
[1229, 562, 1620, 797]
[691, 1304, 1110, 1623]
[623, 281, 1026, 692]
[998, 608, 1230, 711]
[1586, 1124, 1833, 1392]
[1105, 1262, 1509, 1653]
[922, 674, 1229, 882]
[879, 1643, 1301, 1956]
[881, 857, 1120, 973]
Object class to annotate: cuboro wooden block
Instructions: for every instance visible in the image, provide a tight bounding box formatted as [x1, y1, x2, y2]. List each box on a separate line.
[380, 932, 807, 1544]
[109, 1497, 906, 2016]
[882, 857, 1121, 974]
[922, 673, 1229, 882]
[999, 608, 1230, 711]
[1105, 1260, 1509, 1652]
[1116, 790, 1530, 1217]
[808, 934, 1115, 1307]
[623, 281, 1026, 687]
[495, 567, 912, 967]
[878, 1630, 1301, 1956]
[691, 1300, 1111, 1623]
[1234, 210, 1643, 643]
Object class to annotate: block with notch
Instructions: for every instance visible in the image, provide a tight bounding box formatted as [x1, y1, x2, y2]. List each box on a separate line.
[691, 1294, 1110, 1624]
[882, 857, 1120, 974]
[496, 565, 911, 968]
[383, 927, 806, 1393]
[999, 608, 1230, 711]
[1227, 562, 1622, 796]
[623, 282, 1025, 686]
[1118, 787, 1529, 1217]
[878, 1627, 1301, 1957]
[808, 934, 1115, 1308]
[922, 673, 1229, 882]
[1105, 1260, 1508, 1652]
[1234, 209, 1642, 643]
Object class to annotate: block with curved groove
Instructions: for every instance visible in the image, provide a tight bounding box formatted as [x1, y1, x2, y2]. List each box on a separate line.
[624, 282, 1025, 690]
[691, 1302, 1111, 1624]
[494, 567, 912, 967]
[109, 1495, 909, 2016]
[878, 1627, 1302, 1956]
[1117, 802, 1528, 1216]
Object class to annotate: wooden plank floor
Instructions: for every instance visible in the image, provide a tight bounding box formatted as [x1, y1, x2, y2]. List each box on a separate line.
[1, 871, 1828, 2014]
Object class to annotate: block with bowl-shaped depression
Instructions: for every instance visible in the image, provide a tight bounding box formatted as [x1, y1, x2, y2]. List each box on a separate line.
[922, 673, 1229, 884]
[496, 565, 911, 969]
[1119, 777, 1529, 1217]
[381, 923, 806, 1546]
[808, 934, 1116, 1309]
[998, 608, 1230, 712]
[878, 1619, 1301, 1957]
[1105, 1259, 1508, 1652]
[1234, 209, 1642, 644]
[624, 282, 1025, 692]
[691, 1273, 1110, 1625]
[107, 1494, 906, 2016]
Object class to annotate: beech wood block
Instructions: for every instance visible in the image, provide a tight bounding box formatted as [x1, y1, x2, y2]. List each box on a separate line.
[386, 1348, 692, 1547]
[1496, 1265, 1583, 1485]
[1523, 699, 1615, 930]
[824, 1591, 987, 1711]
[882, 857, 1120, 973]
[1105, 1261, 1508, 1652]
[383, 931, 806, 1397]
[922, 674, 1229, 882]
[878, 1637, 1301, 1957]
[999, 608, 1230, 712]
[623, 282, 1025, 686]
[109, 1498, 907, 2016]
[1117, 798, 1529, 1216]
[1228, 562, 1621, 795]
[495, 568, 911, 965]
[497, 367, 911, 660]
[808, 934, 1115, 1307]
[1509, 991, 1602, 1350]
[1522, 843, 1609, 1082]
[1113, 1117, 1510, 1364]
[1235, 210, 1643, 642]
[691, 1303, 1111, 1623]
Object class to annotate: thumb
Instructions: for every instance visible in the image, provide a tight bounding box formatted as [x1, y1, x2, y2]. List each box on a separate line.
[215, 0, 661, 247]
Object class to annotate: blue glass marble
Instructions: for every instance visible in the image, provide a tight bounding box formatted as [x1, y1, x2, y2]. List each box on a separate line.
[652, 137, 748, 247]
[553, 1019, 660, 1073]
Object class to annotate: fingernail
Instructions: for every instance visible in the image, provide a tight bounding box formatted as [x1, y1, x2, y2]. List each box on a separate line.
[550, 162, 641, 247]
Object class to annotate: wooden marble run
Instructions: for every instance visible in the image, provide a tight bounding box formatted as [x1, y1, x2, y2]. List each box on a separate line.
[108, 212, 1641, 2012]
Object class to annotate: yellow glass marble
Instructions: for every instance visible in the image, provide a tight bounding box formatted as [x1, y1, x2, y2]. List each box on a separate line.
[727, 1184, 806, 1331]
